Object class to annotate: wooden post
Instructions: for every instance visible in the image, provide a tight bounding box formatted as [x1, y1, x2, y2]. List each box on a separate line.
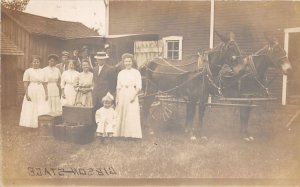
[208, 0, 215, 104]
[209, 0, 215, 49]
[282, 31, 289, 105]
[104, 0, 109, 36]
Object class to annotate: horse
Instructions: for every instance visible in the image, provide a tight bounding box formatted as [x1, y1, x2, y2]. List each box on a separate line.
[217, 35, 292, 141]
[139, 32, 242, 140]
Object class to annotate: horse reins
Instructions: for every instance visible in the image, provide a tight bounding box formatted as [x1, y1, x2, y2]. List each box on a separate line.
[140, 40, 240, 99]
[140, 70, 205, 99]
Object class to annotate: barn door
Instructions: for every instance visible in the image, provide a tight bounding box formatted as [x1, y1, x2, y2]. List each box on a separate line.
[134, 40, 163, 67]
[1, 56, 18, 108]
[287, 32, 300, 104]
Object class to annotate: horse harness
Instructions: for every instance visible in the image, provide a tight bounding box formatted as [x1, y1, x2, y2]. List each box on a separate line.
[216, 42, 287, 96]
[140, 41, 241, 99]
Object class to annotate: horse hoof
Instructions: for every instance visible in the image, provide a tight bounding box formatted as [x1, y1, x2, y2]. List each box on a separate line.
[249, 136, 254, 141]
[190, 136, 196, 140]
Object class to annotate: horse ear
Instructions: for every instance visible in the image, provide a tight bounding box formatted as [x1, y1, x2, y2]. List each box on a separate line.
[229, 32, 235, 40]
[215, 31, 229, 42]
[264, 32, 274, 44]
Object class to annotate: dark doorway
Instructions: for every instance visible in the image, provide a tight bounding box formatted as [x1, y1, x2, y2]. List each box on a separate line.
[288, 33, 300, 97]
[1, 55, 18, 108]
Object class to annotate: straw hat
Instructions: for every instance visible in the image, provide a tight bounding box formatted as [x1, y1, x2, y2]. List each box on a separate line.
[94, 51, 109, 60]
[62, 51, 69, 56]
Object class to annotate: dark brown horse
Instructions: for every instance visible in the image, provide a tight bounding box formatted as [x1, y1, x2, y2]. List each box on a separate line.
[217, 35, 292, 141]
[139, 32, 242, 140]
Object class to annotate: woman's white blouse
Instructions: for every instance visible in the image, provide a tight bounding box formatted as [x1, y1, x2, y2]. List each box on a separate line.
[23, 68, 47, 83]
[117, 68, 142, 90]
[61, 69, 80, 88]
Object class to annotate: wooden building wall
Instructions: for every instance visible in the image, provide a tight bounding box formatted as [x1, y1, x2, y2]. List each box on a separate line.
[1, 13, 65, 105]
[110, 1, 300, 56]
[109, 1, 300, 100]
[109, 1, 211, 61]
[1, 13, 64, 70]
[1, 56, 18, 107]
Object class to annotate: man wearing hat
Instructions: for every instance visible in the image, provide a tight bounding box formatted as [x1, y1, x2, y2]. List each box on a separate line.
[56, 51, 69, 73]
[70, 49, 82, 72]
[80, 45, 94, 70]
[92, 51, 117, 124]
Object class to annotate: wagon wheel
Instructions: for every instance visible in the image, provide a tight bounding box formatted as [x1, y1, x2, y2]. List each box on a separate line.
[149, 99, 177, 122]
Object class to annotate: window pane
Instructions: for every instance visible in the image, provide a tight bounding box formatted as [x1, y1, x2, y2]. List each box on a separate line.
[173, 51, 179, 59]
[168, 42, 173, 49]
[174, 42, 179, 50]
[167, 51, 173, 59]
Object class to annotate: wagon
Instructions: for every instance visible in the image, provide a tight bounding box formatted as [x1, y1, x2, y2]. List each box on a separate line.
[65, 34, 159, 66]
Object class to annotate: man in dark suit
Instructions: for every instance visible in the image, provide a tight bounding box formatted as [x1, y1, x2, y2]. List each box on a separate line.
[92, 51, 117, 115]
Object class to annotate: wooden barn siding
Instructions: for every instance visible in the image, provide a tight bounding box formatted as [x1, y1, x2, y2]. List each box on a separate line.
[214, 1, 300, 100]
[2, 13, 64, 104]
[109, 1, 300, 100]
[1, 14, 65, 70]
[109, 1, 211, 60]
[214, 1, 300, 54]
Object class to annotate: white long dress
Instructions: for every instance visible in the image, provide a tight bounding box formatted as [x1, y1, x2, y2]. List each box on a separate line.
[43, 66, 62, 112]
[19, 68, 50, 128]
[61, 69, 79, 106]
[114, 68, 142, 138]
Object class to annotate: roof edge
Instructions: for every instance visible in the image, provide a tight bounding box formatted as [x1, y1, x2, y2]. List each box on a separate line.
[1, 7, 31, 34]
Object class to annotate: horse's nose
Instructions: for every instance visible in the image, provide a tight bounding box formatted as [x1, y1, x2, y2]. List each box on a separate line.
[282, 62, 292, 75]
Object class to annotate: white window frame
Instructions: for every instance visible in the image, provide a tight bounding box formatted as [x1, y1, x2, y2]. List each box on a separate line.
[162, 36, 183, 60]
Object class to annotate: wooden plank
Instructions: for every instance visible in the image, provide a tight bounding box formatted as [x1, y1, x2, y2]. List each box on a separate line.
[159, 98, 258, 107]
[207, 103, 258, 107]
[218, 97, 277, 101]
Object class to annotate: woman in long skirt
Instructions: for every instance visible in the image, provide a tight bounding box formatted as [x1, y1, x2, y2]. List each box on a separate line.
[61, 60, 79, 106]
[43, 54, 61, 112]
[74, 60, 93, 107]
[19, 56, 49, 128]
[115, 53, 142, 138]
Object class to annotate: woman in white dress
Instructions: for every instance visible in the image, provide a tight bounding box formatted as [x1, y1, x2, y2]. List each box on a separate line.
[61, 60, 79, 106]
[19, 56, 49, 128]
[43, 54, 62, 112]
[115, 53, 142, 138]
[74, 60, 93, 107]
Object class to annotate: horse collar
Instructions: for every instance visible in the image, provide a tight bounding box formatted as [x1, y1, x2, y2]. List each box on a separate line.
[248, 55, 258, 77]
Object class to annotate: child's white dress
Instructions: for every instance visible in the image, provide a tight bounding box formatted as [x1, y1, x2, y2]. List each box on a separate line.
[95, 107, 117, 136]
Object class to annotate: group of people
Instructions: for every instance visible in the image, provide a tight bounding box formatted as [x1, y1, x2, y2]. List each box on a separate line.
[19, 49, 143, 139]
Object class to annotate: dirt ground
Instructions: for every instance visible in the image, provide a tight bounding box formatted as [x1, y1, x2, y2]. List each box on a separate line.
[1, 103, 300, 186]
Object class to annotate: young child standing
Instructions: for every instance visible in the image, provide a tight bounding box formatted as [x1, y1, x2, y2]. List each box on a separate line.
[95, 92, 116, 137]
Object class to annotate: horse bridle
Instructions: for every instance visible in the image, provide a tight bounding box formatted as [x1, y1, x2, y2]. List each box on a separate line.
[204, 40, 242, 96]
[265, 42, 288, 68]
[233, 42, 288, 96]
